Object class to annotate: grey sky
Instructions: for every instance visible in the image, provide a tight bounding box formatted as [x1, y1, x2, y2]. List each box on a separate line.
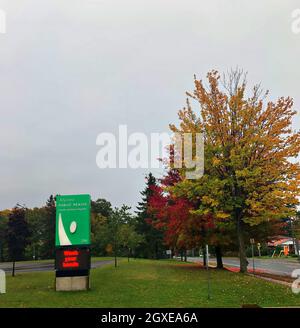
[0, 0, 299, 210]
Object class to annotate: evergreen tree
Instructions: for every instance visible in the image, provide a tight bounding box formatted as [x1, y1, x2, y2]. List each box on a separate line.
[135, 173, 165, 259]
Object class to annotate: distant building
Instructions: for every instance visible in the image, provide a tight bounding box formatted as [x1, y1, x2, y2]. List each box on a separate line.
[268, 236, 300, 256]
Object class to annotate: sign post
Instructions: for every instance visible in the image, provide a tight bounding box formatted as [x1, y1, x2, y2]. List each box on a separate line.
[250, 238, 255, 275]
[206, 244, 211, 300]
[55, 194, 91, 291]
[257, 243, 261, 257]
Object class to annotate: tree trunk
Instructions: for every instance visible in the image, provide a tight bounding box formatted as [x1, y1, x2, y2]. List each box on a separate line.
[184, 250, 187, 262]
[215, 245, 223, 269]
[114, 240, 117, 268]
[237, 219, 248, 273]
[202, 246, 207, 267]
[291, 219, 300, 260]
[12, 260, 15, 277]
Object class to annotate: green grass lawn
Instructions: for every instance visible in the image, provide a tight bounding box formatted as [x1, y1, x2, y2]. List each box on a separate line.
[0, 259, 299, 308]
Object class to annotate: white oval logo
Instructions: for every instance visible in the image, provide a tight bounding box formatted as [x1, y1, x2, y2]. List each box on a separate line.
[70, 221, 77, 234]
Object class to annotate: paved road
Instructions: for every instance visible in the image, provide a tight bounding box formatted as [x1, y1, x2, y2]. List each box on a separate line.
[187, 257, 300, 276]
[0, 260, 114, 274]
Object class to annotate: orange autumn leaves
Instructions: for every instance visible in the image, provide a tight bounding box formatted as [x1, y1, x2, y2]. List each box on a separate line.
[148, 69, 300, 270]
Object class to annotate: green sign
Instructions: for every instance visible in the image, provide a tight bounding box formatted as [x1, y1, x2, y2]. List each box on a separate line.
[55, 194, 91, 247]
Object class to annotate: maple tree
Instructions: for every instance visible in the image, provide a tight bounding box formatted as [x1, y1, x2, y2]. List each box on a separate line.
[148, 169, 192, 251]
[148, 165, 232, 267]
[167, 69, 300, 272]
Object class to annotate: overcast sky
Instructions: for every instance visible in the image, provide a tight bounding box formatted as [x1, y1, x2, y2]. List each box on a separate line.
[0, 0, 299, 210]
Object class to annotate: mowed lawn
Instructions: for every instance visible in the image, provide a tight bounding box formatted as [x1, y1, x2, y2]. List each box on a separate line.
[0, 259, 299, 308]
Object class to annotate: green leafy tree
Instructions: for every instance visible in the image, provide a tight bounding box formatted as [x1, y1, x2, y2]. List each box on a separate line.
[25, 207, 46, 260]
[0, 210, 9, 262]
[91, 198, 113, 256]
[108, 205, 132, 267]
[39, 195, 56, 259]
[119, 222, 144, 261]
[91, 198, 113, 217]
[7, 206, 30, 275]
